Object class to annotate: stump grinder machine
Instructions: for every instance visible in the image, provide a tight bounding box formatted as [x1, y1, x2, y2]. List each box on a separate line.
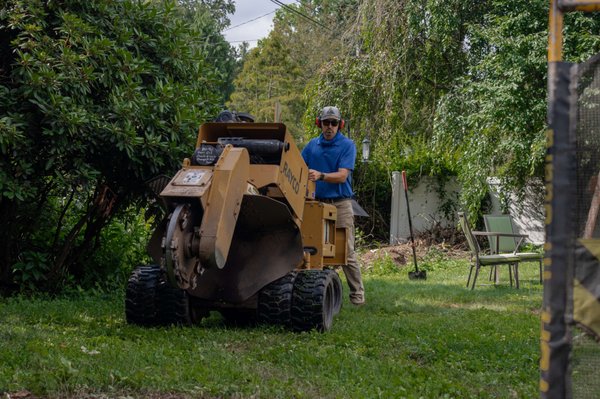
[125, 122, 348, 332]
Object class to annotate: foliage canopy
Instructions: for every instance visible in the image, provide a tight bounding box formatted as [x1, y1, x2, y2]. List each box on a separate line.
[3, 0, 600, 290]
[227, 0, 357, 140]
[304, 0, 600, 226]
[0, 0, 233, 291]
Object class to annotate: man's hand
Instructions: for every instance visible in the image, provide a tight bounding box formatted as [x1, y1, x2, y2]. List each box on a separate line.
[308, 168, 350, 183]
[308, 169, 322, 182]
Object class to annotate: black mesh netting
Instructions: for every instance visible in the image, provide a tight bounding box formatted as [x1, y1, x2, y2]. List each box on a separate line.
[576, 54, 600, 238]
[571, 327, 600, 398]
[572, 53, 600, 399]
[543, 54, 600, 399]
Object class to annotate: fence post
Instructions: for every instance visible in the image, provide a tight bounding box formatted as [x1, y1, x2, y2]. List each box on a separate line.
[390, 171, 401, 244]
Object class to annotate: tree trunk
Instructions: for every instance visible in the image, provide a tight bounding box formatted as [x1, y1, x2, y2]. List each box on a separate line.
[0, 199, 21, 294]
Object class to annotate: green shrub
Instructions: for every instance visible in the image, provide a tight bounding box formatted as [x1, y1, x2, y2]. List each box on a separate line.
[0, 0, 231, 292]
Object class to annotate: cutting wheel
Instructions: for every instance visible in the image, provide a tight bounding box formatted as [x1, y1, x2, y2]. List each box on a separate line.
[163, 203, 201, 289]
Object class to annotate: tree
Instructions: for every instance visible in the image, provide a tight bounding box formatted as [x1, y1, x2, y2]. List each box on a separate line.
[303, 0, 486, 238]
[179, 0, 239, 101]
[227, 0, 357, 140]
[434, 0, 600, 219]
[305, 0, 600, 233]
[0, 0, 232, 292]
[217, 0, 600, 241]
[179, 0, 235, 29]
[227, 27, 305, 136]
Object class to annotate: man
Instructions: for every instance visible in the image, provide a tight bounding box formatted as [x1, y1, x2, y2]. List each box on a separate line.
[301, 106, 365, 306]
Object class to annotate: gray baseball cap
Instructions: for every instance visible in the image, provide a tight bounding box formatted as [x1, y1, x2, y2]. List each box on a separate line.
[319, 106, 341, 120]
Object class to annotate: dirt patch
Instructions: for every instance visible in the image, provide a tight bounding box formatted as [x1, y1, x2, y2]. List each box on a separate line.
[358, 227, 469, 268]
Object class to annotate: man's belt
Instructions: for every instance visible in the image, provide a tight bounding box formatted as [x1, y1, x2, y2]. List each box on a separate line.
[316, 197, 351, 204]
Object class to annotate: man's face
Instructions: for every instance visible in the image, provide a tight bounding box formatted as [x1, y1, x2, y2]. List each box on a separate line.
[321, 118, 339, 140]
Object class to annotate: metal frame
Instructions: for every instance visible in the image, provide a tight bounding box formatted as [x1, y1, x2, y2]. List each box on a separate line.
[549, 1, 600, 64]
[559, 0, 600, 11]
[544, 1, 600, 398]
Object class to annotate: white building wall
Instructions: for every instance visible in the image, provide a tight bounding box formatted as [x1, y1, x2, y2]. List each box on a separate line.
[390, 175, 545, 245]
[487, 178, 545, 244]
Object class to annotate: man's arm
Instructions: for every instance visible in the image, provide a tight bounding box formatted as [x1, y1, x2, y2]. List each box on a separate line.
[308, 168, 350, 183]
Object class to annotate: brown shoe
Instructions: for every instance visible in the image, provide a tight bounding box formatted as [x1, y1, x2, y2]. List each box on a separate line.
[350, 297, 365, 306]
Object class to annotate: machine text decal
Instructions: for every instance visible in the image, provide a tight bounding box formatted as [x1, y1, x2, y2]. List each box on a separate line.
[282, 161, 300, 194]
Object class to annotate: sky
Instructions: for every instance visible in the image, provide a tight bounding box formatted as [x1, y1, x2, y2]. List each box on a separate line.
[223, 0, 297, 48]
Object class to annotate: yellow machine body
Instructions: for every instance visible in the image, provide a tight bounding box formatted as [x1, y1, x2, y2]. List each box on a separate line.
[149, 123, 347, 305]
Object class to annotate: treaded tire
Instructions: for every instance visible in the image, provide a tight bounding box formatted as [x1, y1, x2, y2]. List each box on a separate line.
[157, 279, 192, 326]
[291, 270, 341, 332]
[125, 265, 161, 326]
[257, 271, 297, 326]
[327, 269, 343, 315]
[126, 264, 196, 327]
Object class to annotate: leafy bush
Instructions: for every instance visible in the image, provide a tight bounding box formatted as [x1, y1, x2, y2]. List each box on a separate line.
[81, 208, 154, 291]
[0, 0, 231, 292]
[11, 251, 50, 292]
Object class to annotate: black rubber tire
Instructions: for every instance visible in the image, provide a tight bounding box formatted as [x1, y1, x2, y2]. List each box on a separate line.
[156, 278, 193, 326]
[327, 270, 343, 316]
[257, 271, 297, 326]
[125, 265, 161, 326]
[126, 264, 198, 327]
[291, 270, 340, 332]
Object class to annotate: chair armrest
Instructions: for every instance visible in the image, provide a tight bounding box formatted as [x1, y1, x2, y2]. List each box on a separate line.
[472, 231, 526, 238]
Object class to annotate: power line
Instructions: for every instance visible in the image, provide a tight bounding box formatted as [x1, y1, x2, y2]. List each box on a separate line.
[270, 0, 328, 30]
[223, 10, 277, 32]
[269, 0, 331, 32]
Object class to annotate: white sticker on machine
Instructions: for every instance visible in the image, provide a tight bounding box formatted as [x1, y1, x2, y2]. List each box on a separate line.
[181, 170, 206, 185]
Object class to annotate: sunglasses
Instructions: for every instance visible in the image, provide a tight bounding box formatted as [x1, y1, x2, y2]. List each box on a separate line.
[321, 119, 339, 127]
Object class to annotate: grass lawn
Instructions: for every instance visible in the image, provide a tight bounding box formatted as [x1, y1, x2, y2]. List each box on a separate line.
[0, 255, 542, 398]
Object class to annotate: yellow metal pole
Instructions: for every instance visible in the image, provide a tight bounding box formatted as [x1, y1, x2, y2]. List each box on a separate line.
[559, 0, 600, 11]
[548, 0, 564, 62]
[572, 5, 600, 10]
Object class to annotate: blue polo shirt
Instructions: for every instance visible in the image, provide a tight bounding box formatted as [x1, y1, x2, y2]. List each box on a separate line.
[301, 132, 356, 199]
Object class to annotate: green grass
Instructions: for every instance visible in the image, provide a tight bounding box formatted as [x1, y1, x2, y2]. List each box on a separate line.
[0, 258, 542, 398]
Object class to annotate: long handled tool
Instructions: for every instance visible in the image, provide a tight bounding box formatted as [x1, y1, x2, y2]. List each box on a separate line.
[402, 170, 426, 280]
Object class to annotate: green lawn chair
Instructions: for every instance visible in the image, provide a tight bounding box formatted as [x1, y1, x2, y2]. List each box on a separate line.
[483, 214, 543, 284]
[458, 212, 521, 290]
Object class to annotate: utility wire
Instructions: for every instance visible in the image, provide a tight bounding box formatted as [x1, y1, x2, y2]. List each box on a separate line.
[270, 0, 328, 30]
[269, 0, 331, 32]
[223, 10, 277, 32]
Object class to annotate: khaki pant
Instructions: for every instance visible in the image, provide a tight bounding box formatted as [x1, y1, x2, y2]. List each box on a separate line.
[335, 199, 365, 303]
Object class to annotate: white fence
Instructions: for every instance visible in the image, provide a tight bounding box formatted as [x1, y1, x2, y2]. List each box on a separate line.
[389, 173, 545, 245]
